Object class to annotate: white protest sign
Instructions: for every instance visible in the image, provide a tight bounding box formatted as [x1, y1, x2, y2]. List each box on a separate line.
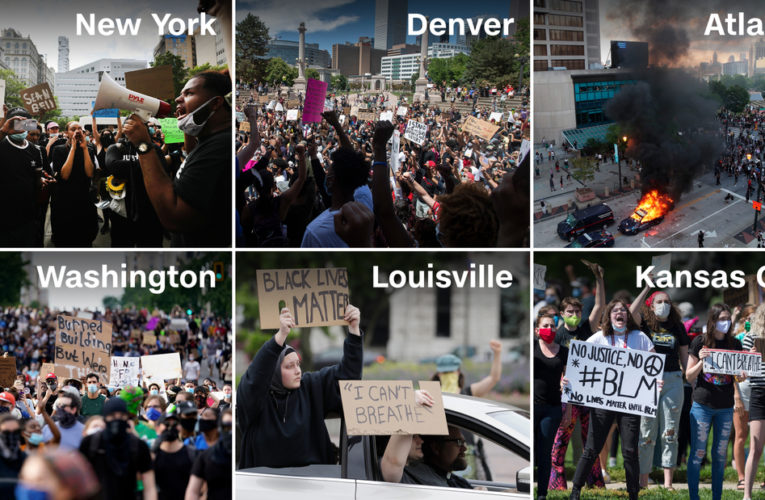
[141, 353, 182, 383]
[389, 130, 401, 173]
[651, 254, 671, 276]
[520, 139, 531, 163]
[324, 99, 334, 111]
[562, 341, 665, 417]
[169, 318, 188, 331]
[266, 100, 275, 110]
[489, 112, 504, 122]
[704, 349, 762, 377]
[286, 109, 299, 121]
[397, 106, 408, 117]
[339, 114, 346, 124]
[109, 356, 140, 387]
[380, 110, 393, 122]
[533, 264, 546, 290]
[0, 79, 5, 118]
[275, 102, 284, 112]
[404, 120, 427, 145]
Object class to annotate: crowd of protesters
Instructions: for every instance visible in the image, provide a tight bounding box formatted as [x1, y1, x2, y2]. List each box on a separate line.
[0, 305, 232, 500]
[234, 86, 530, 248]
[717, 107, 765, 205]
[534, 261, 765, 500]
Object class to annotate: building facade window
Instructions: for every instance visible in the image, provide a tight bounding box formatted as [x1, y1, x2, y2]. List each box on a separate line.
[534, 29, 547, 40]
[534, 45, 548, 56]
[550, 44, 585, 56]
[546, 14, 584, 27]
[549, 29, 584, 41]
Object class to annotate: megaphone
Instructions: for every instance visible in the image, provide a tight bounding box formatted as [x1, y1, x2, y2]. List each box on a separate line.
[93, 73, 171, 121]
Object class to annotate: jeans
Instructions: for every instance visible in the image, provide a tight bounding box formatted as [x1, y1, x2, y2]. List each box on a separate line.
[639, 370, 684, 473]
[572, 408, 640, 500]
[687, 402, 733, 500]
[534, 404, 562, 499]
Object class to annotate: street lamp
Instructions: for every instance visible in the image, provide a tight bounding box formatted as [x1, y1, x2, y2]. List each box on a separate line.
[618, 136, 628, 191]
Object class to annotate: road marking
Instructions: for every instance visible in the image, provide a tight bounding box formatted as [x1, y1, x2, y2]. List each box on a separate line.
[650, 199, 741, 247]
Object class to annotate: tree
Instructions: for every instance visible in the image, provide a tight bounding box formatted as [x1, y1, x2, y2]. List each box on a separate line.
[331, 74, 348, 92]
[264, 58, 298, 86]
[571, 156, 597, 184]
[305, 68, 320, 81]
[102, 296, 120, 311]
[0, 253, 28, 306]
[410, 73, 419, 90]
[0, 70, 27, 108]
[151, 53, 188, 111]
[237, 14, 269, 83]
[464, 38, 519, 86]
[427, 53, 469, 86]
[189, 63, 228, 78]
[724, 85, 750, 113]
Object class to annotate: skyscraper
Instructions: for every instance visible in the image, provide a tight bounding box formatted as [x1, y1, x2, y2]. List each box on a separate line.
[374, 0, 408, 51]
[58, 36, 69, 73]
[533, 0, 601, 71]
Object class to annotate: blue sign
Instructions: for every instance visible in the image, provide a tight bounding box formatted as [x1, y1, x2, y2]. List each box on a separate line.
[613, 143, 619, 164]
[91, 101, 119, 118]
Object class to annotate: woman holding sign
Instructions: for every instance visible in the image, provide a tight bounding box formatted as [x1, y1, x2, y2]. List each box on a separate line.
[630, 289, 689, 490]
[685, 303, 743, 500]
[237, 305, 363, 469]
[567, 299, 656, 500]
[740, 302, 765, 500]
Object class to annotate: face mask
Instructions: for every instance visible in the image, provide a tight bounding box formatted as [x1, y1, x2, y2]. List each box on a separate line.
[186, 388, 194, 394]
[716, 320, 731, 333]
[47, 382, 57, 390]
[224, 393, 231, 400]
[2, 430, 20, 453]
[150, 389, 159, 396]
[538, 327, 556, 344]
[27, 433, 44, 446]
[58, 411, 77, 429]
[148, 127, 156, 135]
[198, 419, 217, 433]
[440, 372, 460, 394]
[161, 426, 179, 442]
[612, 324, 627, 334]
[654, 303, 671, 319]
[105, 419, 128, 441]
[146, 407, 162, 421]
[180, 418, 196, 432]
[572, 288, 582, 298]
[15, 484, 50, 500]
[563, 315, 580, 328]
[87, 384, 98, 393]
[0, 406, 9, 414]
[86, 426, 103, 436]
[545, 295, 556, 305]
[177, 96, 219, 137]
[10, 131, 28, 142]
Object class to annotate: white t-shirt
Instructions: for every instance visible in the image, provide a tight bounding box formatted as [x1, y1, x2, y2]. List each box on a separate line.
[587, 329, 654, 351]
[184, 360, 201, 380]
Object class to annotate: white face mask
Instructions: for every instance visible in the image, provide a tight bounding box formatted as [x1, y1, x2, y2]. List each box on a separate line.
[716, 320, 731, 333]
[654, 302, 671, 319]
[177, 97, 219, 137]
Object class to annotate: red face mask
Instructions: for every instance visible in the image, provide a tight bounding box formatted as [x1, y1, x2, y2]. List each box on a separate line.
[538, 327, 555, 344]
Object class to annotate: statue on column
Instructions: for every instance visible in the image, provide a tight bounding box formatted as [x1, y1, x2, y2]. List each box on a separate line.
[293, 22, 307, 93]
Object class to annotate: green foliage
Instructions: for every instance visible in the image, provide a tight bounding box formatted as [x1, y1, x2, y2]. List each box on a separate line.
[0, 69, 26, 108]
[709, 80, 750, 113]
[236, 14, 269, 83]
[102, 296, 120, 310]
[410, 73, 419, 90]
[427, 53, 469, 86]
[305, 68, 320, 81]
[151, 53, 188, 111]
[189, 63, 228, 78]
[571, 156, 597, 184]
[0, 253, 29, 306]
[465, 37, 524, 87]
[264, 58, 298, 86]
[330, 74, 348, 92]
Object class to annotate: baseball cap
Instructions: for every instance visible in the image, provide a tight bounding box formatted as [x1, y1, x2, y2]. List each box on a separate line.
[176, 400, 198, 416]
[0, 391, 16, 406]
[435, 354, 462, 373]
[46, 373, 57, 380]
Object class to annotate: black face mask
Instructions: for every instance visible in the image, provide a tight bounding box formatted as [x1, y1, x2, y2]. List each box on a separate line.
[0, 407, 9, 414]
[180, 418, 196, 432]
[198, 419, 217, 433]
[58, 411, 77, 428]
[161, 426, 179, 443]
[105, 419, 128, 442]
[1, 430, 20, 451]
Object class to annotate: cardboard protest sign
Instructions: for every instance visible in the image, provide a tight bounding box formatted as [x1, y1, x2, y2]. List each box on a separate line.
[131, 329, 142, 339]
[350, 106, 359, 117]
[343, 106, 351, 115]
[339, 380, 448, 435]
[54, 316, 112, 380]
[141, 353, 182, 382]
[489, 112, 504, 122]
[40, 363, 55, 379]
[396, 106, 408, 117]
[288, 99, 301, 108]
[286, 109, 299, 121]
[238, 121, 251, 132]
[124, 65, 175, 102]
[703, 349, 762, 377]
[0, 356, 16, 388]
[258, 95, 270, 104]
[462, 116, 500, 141]
[256, 268, 350, 329]
[533, 264, 547, 290]
[168, 333, 181, 345]
[357, 111, 376, 121]
[404, 120, 427, 146]
[302, 79, 328, 123]
[20, 83, 57, 115]
[562, 341, 665, 417]
[0, 79, 5, 118]
[109, 356, 140, 387]
[142, 334, 157, 346]
[380, 110, 393, 122]
[158, 118, 184, 144]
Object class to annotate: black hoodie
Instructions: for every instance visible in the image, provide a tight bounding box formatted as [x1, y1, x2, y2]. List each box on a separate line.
[237, 334, 363, 469]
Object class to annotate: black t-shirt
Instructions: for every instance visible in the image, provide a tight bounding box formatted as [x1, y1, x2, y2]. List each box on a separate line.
[79, 432, 152, 500]
[554, 318, 593, 349]
[172, 130, 231, 247]
[534, 341, 568, 406]
[154, 446, 196, 500]
[0, 138, 42, 233]
[190, 446, 231, 500]
[641, 320, 689, 373]
[690, 335, 742, 409]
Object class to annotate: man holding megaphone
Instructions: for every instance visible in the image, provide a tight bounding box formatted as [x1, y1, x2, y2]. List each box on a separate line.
[122, 71, 232, 247]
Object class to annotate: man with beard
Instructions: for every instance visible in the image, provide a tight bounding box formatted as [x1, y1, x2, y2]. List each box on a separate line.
[43, 391, 84, 451]
[79, 397, 157, 500]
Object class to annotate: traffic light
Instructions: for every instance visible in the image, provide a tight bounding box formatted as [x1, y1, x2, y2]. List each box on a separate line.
[186, 308, 193, 316]
[213, 261, 224, 282]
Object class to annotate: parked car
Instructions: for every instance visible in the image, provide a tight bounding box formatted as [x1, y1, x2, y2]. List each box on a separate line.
[237, 393, 530, 499]
[557, 203, 614, 241]
[618, 208, 664, 235]
[564, 229, 615, 248]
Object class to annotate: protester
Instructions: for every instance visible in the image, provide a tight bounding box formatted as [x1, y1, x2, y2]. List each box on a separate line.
[153, 410, 196, 500]
[16, 448, 100, 500]
[237, 305, 363, 468]
[743, 302, 765, 500]
[81, 373, 106, 418]
[185, 408, 232, 500]
[432, 339, 503, 397]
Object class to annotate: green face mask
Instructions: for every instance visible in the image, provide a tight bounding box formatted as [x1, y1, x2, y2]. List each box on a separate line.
[563, 315, 581, 327]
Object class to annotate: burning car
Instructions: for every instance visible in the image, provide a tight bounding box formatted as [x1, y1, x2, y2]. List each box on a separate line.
[565, 230, 615, 248]
[618, 190, 673, 235]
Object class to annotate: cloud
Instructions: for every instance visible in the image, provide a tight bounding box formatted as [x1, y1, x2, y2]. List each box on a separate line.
[237, 0, 361, 35]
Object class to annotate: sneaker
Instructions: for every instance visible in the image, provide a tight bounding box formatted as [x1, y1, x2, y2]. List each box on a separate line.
[602, 469, 610, 483]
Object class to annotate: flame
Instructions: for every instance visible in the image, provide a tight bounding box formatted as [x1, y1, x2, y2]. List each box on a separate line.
[630, 190, 674, 222]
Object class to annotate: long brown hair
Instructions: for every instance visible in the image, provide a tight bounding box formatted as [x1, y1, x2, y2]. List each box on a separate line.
[641, 291, 684, 334]
[600, 299, 640, 343]
[704, 303, 735, 349]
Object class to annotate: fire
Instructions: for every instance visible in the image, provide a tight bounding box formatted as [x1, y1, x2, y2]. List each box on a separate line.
[630, 190, 674, 222]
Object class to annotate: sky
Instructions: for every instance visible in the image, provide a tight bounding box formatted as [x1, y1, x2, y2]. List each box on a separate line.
[236, 0, 524, 52]
[3, 1, 207, 72]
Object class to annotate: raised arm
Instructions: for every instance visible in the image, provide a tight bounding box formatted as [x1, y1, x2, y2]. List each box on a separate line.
[631, 282, 652, 327]
[323, 111, 353, 151]
[469, 340, 503, 398]
[586, 261, 606, 327]
[278, 143, 308, 219]
[372, 121, 414, 247]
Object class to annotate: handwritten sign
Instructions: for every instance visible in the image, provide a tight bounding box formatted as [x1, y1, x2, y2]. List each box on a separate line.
[20, 83, 57, 115]
[357, 111, 376, 121]
[143, 334, 157, 346]
[390, 130, 401, 173]
[54, 315, 112, 379]
[158, 117, 184, 144]
[109, 356, 140, 387]
[288, 99, 301, 108]
[302, 79, 328, 123]
[562, 341, 665, 417]
[704, 349, 762, 377]
[339, 380, 448, 435]
[256, 268, 350, 329]
[286, 109, 299, 121]
[0, 357, 16, 388]
[489, 112, 504, 122]
[259, 95, 270, 104]
[396, 106, 408, 117]
[141, 353, 182, 383]
[462, 116, 499, 141]
[404, 120, 428, 146]
[380, 110, 393, 122]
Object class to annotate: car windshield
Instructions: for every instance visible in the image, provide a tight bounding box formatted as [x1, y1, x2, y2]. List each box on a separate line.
[565, 214, 577, 225]
[569, 240, 584, 248]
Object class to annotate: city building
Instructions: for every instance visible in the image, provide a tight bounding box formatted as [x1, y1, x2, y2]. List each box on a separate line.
[0, 46, 7, 71]
[262, 38, 331, 68]
[509, 0, 531, 36]
[55, 58, 147, 117]
[374, 0, 408, 51]
[723, 56, 748, 76]
[381, 43, 470, 80]
[332, 38, 386, 76]
[58, 36, 69, 73]
[154, 34, 196, 69]
[386, 43, 420, 57]
[194, 18, 228, 67]
[533, 0, 601, 71]
[0, 28, 52, 86]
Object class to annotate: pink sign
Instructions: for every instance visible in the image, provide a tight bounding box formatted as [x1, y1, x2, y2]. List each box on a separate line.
[302, 79, 328, 123]
[145, 317, 160, 331]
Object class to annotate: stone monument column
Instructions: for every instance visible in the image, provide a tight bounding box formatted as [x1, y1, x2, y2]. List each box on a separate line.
[293, 22, 307, 93]
[414, 17, 429, 102]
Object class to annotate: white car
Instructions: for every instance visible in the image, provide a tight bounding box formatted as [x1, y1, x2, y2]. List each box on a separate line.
[237, 393, 530, 499]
